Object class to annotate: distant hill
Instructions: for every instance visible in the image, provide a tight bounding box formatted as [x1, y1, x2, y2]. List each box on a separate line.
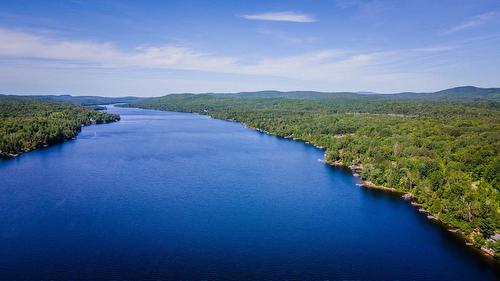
[2, 86, 499, 105]
[205, 86, 500, 103]
[389, 86, 500, 102]
[434, 86, 500, 95]
[0, 94, 141, 106]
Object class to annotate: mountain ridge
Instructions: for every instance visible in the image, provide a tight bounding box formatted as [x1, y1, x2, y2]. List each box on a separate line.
[2, 86, 499, 103]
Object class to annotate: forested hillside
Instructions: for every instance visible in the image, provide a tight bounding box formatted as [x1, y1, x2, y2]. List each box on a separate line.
[0, 94, 141, 106]
[128, 91, 500, 258]
[201, 86, 500, 103]
[0, 97, 119, 158]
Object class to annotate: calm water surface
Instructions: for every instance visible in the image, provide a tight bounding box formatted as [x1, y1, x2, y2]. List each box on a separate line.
[0, 105, 498, 280]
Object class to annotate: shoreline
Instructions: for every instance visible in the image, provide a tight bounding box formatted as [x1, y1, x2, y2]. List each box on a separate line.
[325, 159, 497, 259]
[0, 118, 119, 160]
[227, 115, 498, 260]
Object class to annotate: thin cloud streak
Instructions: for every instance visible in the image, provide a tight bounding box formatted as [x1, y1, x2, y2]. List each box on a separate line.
[443, 12, 496, 34]
[241, 11, 316, 23]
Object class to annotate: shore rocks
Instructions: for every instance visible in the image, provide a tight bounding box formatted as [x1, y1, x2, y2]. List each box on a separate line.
[481, 246, 495, 256]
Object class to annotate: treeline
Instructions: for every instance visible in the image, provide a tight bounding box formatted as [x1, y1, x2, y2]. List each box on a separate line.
[0, 98, 119, 158]
[128, 94, 499, 117]
[0, 94, 141, 106]
[128, 93, 500, 258]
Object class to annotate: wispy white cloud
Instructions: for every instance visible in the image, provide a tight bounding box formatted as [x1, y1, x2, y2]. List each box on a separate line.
[0, 26, 466, 94]
[443, 12, 496, 34]
[0, 27, 237, 71]
[241, 11, 316, 23]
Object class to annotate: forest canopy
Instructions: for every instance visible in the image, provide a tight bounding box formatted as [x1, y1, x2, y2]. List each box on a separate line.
[0, 97, 119, 158]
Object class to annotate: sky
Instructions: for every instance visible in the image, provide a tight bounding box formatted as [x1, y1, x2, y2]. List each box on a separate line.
[0, 0, 499, 96]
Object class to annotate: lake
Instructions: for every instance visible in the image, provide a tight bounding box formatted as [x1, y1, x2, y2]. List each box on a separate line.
[0, 105, 498, 280]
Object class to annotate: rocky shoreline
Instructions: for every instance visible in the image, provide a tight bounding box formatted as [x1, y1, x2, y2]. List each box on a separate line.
[238, 120, 498, 260]
[325, 157, 497, 259]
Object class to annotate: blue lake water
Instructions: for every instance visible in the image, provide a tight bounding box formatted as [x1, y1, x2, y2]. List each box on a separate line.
[0, 105, 498, 280]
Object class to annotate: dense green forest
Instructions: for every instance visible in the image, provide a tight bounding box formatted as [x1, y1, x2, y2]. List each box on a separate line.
[0, 97, 119, 158]
[128, 89, 500, 258]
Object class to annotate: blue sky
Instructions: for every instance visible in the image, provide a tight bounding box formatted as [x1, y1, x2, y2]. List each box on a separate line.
[0, 0, 499, 96]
